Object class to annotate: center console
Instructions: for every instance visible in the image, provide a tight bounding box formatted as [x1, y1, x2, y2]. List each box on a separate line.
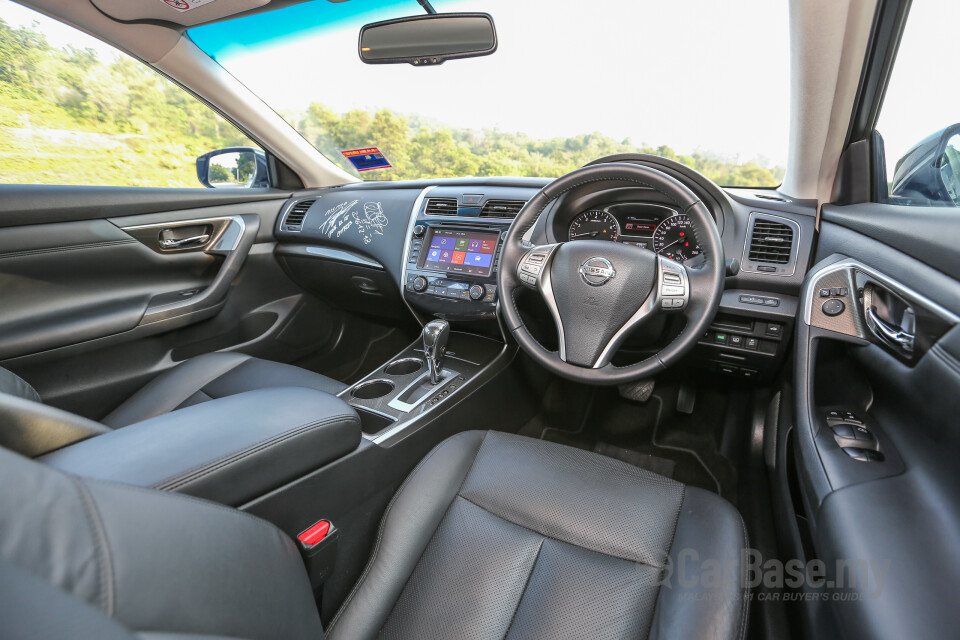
[402, 190, 520, 321]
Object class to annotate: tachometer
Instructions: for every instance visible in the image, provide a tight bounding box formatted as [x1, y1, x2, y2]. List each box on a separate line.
[652, 214, 701, 261]
[568, 210, 619, 241]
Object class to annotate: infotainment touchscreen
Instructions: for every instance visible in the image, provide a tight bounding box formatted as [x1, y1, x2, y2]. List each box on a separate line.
[421, 228, 499, 276]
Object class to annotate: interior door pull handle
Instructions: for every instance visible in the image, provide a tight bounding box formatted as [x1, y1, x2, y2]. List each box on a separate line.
[159, 234, 210, 250]
[866, 306, 914, 354]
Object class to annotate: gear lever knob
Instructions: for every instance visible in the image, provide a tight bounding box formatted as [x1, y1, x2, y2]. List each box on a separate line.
[422, 319, 450, 385]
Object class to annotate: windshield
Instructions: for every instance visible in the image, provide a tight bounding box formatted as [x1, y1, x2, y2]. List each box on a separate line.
[190, 0, 788, 186]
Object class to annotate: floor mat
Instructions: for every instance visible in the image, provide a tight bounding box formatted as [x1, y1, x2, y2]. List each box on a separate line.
[518, 379, 740, 502]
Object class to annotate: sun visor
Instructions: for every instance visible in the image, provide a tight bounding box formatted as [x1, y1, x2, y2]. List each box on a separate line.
[88, 0, 271, 27]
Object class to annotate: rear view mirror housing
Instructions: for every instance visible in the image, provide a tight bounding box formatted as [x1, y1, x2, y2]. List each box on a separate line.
[197, 147, 269, 189]
[359, 13, 497, 66]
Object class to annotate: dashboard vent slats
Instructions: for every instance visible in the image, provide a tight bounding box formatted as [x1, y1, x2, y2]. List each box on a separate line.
[283, 199, 314, 232]
[424, 198, 459, 216]
[748, 219, 793, 264]
[479, 199, 527, 219]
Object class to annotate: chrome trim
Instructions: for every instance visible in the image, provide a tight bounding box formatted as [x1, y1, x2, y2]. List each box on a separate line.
[739, 211, 802, 277]
[521, 244, 564, 361]
[371, 342, 514, 445]
[593, 255, 688, 367]
[304, 246, 383, 269]
[802, 258, 960, 326]
[399, 186, 438, 327]
[280, 197, 317, 232]
[386, 368, 457, 413]
[122, 216, 242, 254]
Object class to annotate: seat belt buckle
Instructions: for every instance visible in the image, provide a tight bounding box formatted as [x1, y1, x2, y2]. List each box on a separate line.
[296, 519, 339, 589]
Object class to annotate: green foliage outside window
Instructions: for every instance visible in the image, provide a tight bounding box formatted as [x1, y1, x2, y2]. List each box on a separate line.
[0, 19, 785, 188]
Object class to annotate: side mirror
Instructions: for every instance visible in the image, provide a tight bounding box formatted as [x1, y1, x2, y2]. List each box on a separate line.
[359, 13, 497, 66]
[891, 123, 960, 205]
[196, 147, 269, 189]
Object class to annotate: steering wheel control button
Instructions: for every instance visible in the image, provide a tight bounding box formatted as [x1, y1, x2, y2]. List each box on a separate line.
[663, 272, 682, 284]
[821, 298, 845, 316]
[661, 284, 685, 297]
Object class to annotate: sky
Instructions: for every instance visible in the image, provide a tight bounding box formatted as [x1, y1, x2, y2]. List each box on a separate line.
[3, 0, 957, 172]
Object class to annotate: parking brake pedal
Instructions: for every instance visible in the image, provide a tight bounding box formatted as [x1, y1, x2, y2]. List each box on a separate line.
[618, 379, 655, 403]
[677, 383, 696, 414]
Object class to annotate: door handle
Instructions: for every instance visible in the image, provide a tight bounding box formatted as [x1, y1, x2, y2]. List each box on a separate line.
[865, 306, 914, 354]
[159, 234, 210, 250]
[158, 234, 210, 250]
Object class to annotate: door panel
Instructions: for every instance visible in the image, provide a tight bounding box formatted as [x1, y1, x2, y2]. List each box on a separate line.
[0, 188, 345, 419]
[781, 205, 960, 639]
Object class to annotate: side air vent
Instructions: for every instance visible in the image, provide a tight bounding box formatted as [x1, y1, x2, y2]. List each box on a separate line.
[748, 219, 794, 264]
[283, 199, 314, 232]
[479, 199, 527, 219]
[424, 198, 459, 216]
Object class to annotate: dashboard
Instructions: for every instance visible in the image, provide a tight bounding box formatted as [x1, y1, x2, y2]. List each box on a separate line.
[565, 203, 703, 262]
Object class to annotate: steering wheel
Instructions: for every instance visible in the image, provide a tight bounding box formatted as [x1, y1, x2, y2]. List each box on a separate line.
[499, 163, 724, 385]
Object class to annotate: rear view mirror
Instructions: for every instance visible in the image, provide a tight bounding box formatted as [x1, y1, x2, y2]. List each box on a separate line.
[359, 13, 497, 66]
[197, 147, 268, 189]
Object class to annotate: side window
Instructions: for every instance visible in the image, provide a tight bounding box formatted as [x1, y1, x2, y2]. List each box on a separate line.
[0, 2, 260, 188]
[876, 2, 960, 206]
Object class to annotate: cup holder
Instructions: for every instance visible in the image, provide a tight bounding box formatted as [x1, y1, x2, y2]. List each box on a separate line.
[384, 358, 424, 376]
[351, 379, 395, 400]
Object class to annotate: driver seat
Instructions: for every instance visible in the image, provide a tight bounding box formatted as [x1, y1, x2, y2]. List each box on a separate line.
[0, 430, 748, 640]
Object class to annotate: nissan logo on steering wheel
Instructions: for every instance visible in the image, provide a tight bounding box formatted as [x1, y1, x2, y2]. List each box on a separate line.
[579, 257, 616, 286]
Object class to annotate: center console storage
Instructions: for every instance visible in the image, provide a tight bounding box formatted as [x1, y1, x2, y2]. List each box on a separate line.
[41, 387, 361, 507]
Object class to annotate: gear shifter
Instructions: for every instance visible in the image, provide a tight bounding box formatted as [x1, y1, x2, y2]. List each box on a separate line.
[422, 319, 450, 385]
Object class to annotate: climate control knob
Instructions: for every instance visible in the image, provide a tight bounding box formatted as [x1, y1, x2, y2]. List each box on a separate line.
[413, 224, 426, 237]
[469, 284, 485, 301]
[413, 276, 428, 292]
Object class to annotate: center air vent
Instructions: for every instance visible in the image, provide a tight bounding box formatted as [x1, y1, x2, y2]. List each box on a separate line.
[424, 198, 458, 216]
[479, 199, 527, 219]
[283, 199, 314, 232]
[747, 218, 794, 265]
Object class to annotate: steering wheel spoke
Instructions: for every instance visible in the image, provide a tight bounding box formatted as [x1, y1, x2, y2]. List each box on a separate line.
[590, 254, 689, 367]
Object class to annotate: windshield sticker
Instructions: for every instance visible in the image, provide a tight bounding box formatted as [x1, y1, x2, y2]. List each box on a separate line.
[161, 0, 217, 12]
[341, 147, 392, 172]
[317, 199, 389, 244]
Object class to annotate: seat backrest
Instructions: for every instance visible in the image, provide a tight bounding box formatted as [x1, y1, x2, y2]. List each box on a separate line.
[0, 446, 323, 640]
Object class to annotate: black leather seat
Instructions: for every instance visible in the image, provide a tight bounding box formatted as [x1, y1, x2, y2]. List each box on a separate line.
[0, 430, 748, 640]
[0, 352, 346, 429]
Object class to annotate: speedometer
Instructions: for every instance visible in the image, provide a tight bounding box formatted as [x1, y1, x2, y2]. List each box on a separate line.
[568, 210, 619, 241]
[652, 214, 701, 261]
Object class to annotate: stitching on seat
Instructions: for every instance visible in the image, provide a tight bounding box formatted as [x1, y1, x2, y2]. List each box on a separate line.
[69, 475, 116, 616]
[154, 415, 360, 491]
[455, 493, 665, 570]
[326, 431, 486, 637]
[82, 476, 301, 542]
[501, 537, 546, 638]
[736, 510, 751, 640]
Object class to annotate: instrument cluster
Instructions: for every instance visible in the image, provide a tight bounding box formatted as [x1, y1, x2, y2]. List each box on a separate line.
[566, 202, 703, 262]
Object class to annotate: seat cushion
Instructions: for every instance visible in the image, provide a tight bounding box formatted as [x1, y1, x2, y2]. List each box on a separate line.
[327, 430, 749, 640]
[102, 352, 347, 428]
